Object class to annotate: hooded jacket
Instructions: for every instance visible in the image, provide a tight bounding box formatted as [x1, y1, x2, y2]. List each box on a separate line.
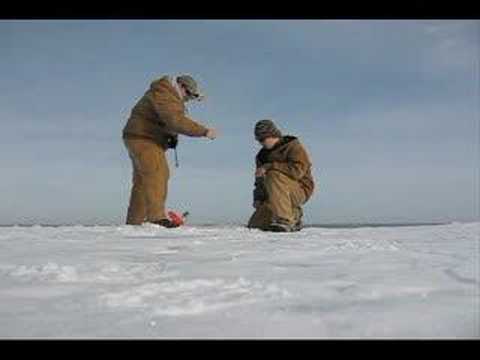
[122, 76, 208, 149]
[254, 136, 315, 202]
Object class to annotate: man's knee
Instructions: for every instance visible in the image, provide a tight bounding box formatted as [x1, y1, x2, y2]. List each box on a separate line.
[264, 170, 295, 197]
[247, 204, 273, 229]
[265, 170, 287, 187]
[265, 169, 289, 181]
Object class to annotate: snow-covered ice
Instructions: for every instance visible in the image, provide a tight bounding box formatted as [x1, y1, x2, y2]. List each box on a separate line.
[0, 222, 478, 338]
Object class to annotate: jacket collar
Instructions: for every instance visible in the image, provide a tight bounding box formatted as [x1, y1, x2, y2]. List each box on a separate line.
[169, 76, 184, 100]
[270, 135, 297, 151]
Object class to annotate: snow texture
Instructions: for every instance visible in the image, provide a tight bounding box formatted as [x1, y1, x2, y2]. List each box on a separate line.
[0, 222, 478, 338]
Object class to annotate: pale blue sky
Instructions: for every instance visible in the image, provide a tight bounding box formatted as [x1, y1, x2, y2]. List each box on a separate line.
[0, 20, 478, 225]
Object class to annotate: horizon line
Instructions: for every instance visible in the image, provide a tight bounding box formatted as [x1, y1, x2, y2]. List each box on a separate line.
[0, 221, 469, 229]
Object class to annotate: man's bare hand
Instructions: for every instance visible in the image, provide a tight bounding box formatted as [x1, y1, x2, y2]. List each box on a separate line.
[206, 128, 217, 140]
[255, 167, 267, 178]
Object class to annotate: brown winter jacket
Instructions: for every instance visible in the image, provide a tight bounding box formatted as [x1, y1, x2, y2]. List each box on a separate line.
[254, 136, 315, 201]
[122, 76, 209, 149]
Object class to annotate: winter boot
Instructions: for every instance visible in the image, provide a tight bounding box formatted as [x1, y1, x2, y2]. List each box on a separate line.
[292, 219, 303, 232]
[151, 218, 180, 228]
[293, 206, 304, 232]
[266, 220, 295, 232]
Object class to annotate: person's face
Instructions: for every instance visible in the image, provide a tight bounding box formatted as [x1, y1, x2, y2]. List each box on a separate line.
[179, 84, 189, 101]
[258, 136, 278, 149]
[179, 84, 202, 103]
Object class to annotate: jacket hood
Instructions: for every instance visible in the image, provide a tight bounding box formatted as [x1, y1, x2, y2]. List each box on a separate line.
[271, 135, 298, 151]
[257, 135, 298, 163]
[149, 76, 181, 100]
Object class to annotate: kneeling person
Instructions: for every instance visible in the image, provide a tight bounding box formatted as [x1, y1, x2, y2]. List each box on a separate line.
[247, 120, 315, 232]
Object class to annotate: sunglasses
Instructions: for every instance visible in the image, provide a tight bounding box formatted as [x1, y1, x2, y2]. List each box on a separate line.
[186, 89, 198, 98]
[180, 84, 201, 100]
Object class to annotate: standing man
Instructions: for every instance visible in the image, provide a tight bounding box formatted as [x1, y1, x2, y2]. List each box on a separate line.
[122, 74, 217, 227]
[247, 120, 315, 232]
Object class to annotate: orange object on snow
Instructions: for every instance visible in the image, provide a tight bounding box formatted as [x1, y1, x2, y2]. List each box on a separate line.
[167, 210, 189, 227]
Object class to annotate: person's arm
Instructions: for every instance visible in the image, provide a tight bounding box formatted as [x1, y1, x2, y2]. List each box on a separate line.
[149, 90, 209, 137]
[264, 143, 311, 180]
[253, 156, 267, 207]
[253, 176, 267, 203]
